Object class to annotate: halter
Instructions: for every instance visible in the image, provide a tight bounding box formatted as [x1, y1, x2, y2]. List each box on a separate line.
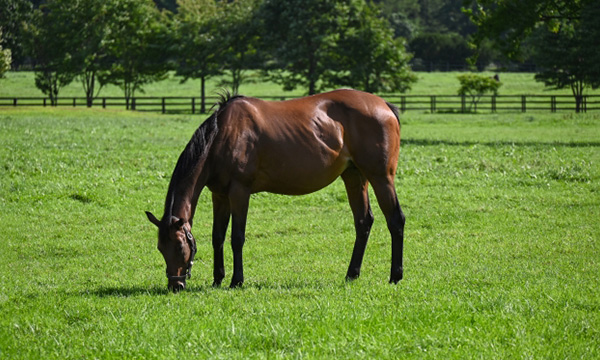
[166, 227, 197, 282]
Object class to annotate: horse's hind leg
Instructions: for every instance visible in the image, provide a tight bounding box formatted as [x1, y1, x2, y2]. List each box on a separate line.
[341, 167, 374, 280]
[369, 175, 405, 283]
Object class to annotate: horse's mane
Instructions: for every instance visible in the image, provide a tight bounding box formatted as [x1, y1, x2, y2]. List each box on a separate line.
[163, 91, 244, 220]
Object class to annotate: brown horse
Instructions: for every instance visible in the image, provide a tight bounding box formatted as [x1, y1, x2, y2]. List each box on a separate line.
[146, 89, 405, 291]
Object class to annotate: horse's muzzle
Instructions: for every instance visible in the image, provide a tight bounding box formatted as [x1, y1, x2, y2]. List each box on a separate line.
[168, 280, 186, 292]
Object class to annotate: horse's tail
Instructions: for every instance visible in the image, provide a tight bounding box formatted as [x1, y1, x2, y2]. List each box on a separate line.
[386, 101, 400, 126]
[386, 102, 400, 122]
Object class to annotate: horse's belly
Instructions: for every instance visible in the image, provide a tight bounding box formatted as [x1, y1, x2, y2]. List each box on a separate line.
[252, 140, 350, 195]
[254, 162, 349, 195]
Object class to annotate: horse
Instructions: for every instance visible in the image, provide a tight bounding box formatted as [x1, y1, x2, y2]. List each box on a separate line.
[146, 89, 406, 292]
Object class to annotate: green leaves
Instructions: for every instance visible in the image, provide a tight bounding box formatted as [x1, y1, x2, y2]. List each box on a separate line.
[261, 0, 416, 94]
[457, 73, 502, 112]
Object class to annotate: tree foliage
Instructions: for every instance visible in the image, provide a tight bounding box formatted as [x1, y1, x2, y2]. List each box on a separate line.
[533, 1, 600, 112]
[215, 0, 262, 95]
[327, 0, 416, 93]
[465, 0, 587, 60]
[16, 0, 423, 100]
[99, 0, 170, 104]
[0, 0, 33, 67]
[27, 1, 76, 105]
[260, 0, 415, 95]
[173, 0, 220, 113]
[0, 28, 11, 77]
[467, 0, 600, 112]
[457, 74, 502, 112]
[260, 0, 343, 95]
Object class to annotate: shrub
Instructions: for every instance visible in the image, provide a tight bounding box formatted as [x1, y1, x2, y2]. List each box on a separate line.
[457, 74, 502, 112]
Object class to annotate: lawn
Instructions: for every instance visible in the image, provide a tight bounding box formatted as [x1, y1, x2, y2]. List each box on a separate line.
[0, 105, 598, 358]
[2, 71, 600, 99]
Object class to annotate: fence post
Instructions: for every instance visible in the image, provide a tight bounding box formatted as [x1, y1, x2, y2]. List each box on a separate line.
[551, 96, 556, 112]
[430, 96, 436, 113]
[461, 95, 466, 113]
[102, 98, 106, 109]
[132, 97, 136, 111]
[491, 96, 496, 113]
[43, 98, 47, 107]
[521, 96, 526, 112]
[162, 97, 166, 114]
[401, 96, 406, 113]
[73, 97, 76, 107]
[13, 98, 17, 107]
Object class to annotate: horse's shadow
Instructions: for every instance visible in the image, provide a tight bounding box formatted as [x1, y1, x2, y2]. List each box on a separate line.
[83, 280, 337, 297]
[84, 285, 170, 297]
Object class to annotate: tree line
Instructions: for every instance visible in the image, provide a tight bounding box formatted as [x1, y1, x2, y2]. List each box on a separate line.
[0, 0, 419, 111]
[1, 0, 599, 113]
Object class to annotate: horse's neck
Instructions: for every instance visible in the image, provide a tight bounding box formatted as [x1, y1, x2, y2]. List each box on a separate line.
[167, 163, 210, 225]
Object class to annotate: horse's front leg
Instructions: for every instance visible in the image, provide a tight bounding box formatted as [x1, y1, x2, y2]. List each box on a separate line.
[229, 183, 250, 288]
[212, 193, 231, 287]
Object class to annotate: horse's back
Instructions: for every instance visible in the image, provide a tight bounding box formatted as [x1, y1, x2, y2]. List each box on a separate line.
[209, 89, 400, 195]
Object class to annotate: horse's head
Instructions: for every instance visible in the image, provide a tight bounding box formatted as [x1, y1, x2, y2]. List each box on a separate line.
[145, 211, 197, 292]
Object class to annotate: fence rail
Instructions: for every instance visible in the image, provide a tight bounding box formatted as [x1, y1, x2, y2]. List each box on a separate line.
[1, 94, 598, 113]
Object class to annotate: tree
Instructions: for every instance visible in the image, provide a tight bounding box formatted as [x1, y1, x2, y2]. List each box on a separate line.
[52, 0, 115, 107]
[260, 0, 415, 95]
[326, 0, 416, 93]
[27, 2, 75, 105]
[0, 28, 11, 77]
[465, 0, 586, 60]
[260, 0, 343, 95]
[533, 2, 600, 112]
[173, 0, 221, 113]
[0, 0, 33, 68]
[100, 0, 171, 107]
[457, 73, 502, 112]
[409, 32, 472, 71]
[216, 0, 262, 95]
[467, 0, 599, 112]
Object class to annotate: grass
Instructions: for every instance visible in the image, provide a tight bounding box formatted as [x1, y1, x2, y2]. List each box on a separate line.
[0, 106, 598, 358]
[2, 71, 600, 99]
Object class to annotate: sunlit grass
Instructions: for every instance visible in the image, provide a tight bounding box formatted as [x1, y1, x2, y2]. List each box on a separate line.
[3, 71, 599, 99]
[0, 108, 598, 358]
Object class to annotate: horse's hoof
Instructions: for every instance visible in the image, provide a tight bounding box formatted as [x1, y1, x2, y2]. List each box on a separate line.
[389, 269, 403, 284]
[212, 281, 222, 288]
[345, 273, 360, 282]
[229, 279, 244, 288]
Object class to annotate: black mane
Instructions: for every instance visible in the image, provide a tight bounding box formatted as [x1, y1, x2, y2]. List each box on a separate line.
[163, 92, 244, 220]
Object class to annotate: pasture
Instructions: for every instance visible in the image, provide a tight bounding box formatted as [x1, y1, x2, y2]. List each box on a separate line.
[3, 71, 600, 98]
[0, 105, 599, 358]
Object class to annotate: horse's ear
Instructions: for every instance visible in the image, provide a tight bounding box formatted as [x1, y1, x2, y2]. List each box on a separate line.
[146, 211, 161, 227]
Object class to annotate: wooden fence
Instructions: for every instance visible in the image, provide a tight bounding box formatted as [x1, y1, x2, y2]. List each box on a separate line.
[1, 94, 598, 113]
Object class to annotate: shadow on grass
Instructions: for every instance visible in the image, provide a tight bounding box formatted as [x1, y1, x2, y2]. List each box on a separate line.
[404, 138, 600, 148]
[80, 278, 352, 297]
[83, 285, 170, 297]
[84, 283, 223, 297]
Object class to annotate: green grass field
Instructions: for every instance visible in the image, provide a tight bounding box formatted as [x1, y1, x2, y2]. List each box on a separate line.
[2, 71, 600, 98]
[0, 104, 598, 358]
